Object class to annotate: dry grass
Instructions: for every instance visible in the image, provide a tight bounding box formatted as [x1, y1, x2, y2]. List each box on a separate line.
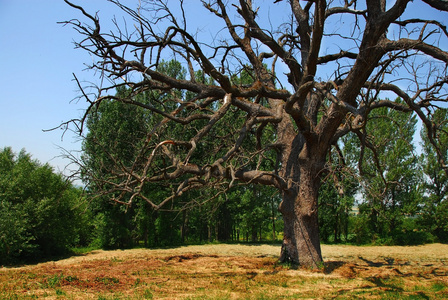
[1, 243, 448, 299]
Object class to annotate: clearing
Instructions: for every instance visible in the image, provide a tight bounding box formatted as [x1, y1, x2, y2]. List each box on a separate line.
[1, 243, 447, 299]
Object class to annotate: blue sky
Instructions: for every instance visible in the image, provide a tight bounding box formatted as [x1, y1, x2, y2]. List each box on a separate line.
[0, 0, 269, 177]
[0, 0, 231, 178]
[0, 0, 138, 176]
[0, 0, 445, 179]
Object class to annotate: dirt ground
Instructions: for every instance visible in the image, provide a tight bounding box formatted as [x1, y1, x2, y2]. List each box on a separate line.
[1, 243, 447, 299]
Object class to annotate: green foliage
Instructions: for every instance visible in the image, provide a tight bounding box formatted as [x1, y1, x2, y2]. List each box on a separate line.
[78, 57, 443, 249]
[341, 100, 423, 244]
[81, 60, 195, 248]
[0, 147, 88, 265]
[349, 214, 373, 244]
[80, 60, 282, 249]
[82, 83, 150, 249]
[318, 151, 357, 244]
[418, 108, 448, 242]
[91, 210, 132, 249]
[227, 185, 280, 242]
[0, 200, 35, 262]
[392, 218, 435, 245]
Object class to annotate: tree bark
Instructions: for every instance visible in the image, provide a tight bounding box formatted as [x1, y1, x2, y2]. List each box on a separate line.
[274, 99, 326, 268]
[278, 161, 324, 268]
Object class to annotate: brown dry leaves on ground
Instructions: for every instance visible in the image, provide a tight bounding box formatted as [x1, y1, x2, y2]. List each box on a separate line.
[1, 243, 448, 299]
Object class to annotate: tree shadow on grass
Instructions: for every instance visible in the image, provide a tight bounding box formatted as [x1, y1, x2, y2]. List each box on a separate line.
[358, 256, 386, 267]
[324, 260, 346, 274]
[2, 251, 90, 269]
[366, 276, 403, 291]
[324, 260, 433, 300]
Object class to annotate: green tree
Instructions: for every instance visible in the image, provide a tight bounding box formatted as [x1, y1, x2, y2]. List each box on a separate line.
[228, 185, 280, 242]
[81, 61, 189, 248]
[64, 0, 448, 267]
[0, 147, 86, 264]
[0, 200, 34, 264]
[419, 108, 448, 242]
[345, 104, 422, 244]
[81, 87, 150, 248]
[318, 171, 357, 243]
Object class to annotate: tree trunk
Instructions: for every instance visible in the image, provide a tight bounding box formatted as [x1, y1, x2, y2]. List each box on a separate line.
[278, 162, 324, 268]
[271, 198, 277, 241]
[181, 210, 188, 243]
[251, 225, 258, 242]
[334, 211, 340, 243]
[272, 96, 328, 268]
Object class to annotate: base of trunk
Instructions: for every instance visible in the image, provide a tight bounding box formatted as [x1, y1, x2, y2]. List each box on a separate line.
[279, 233, 323, 269]
[279, 196, 323, 268]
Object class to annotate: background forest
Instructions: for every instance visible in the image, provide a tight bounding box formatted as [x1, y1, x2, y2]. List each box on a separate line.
[1, 63, 447, 266]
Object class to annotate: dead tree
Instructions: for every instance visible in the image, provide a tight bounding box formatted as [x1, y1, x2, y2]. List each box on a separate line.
[62, 0, 448, 268]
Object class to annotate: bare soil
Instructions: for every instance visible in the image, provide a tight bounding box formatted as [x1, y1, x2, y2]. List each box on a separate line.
[1, 243, 447, 299]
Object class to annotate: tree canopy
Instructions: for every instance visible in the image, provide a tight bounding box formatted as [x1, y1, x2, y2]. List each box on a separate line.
[0, 147, 88, 265]
[63, 0, 448, 268]
[419, 109, 448, 242]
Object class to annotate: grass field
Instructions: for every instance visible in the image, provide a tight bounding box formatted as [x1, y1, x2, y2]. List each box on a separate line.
[1, 243, 447, 299]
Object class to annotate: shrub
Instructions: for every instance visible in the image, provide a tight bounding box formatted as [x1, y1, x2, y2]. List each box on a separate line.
[0, 147, 91, 264]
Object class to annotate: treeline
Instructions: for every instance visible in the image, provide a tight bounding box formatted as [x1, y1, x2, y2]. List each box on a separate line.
[87, 184, 283, 249]
[1, 62, 447, 265]
[77, 62, 285, 250]
[0, 147, 283, 265]
[318, 106, 448, 246]
[79, 82, 446, 248]
[1, 100, 447, 264]
[77, 61, 447, 249]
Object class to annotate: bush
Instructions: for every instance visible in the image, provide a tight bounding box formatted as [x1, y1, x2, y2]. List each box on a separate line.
[91, 211, 133, 249]
[392, 218, 435, 245]
[349, 215, 373, 245]
[0, 147, 91, 264]
[393, 230, 434, 245]
[0, 201, 35, 264]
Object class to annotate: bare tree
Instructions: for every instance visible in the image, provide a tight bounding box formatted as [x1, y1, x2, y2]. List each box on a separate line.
[62, 0, 448, 268]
